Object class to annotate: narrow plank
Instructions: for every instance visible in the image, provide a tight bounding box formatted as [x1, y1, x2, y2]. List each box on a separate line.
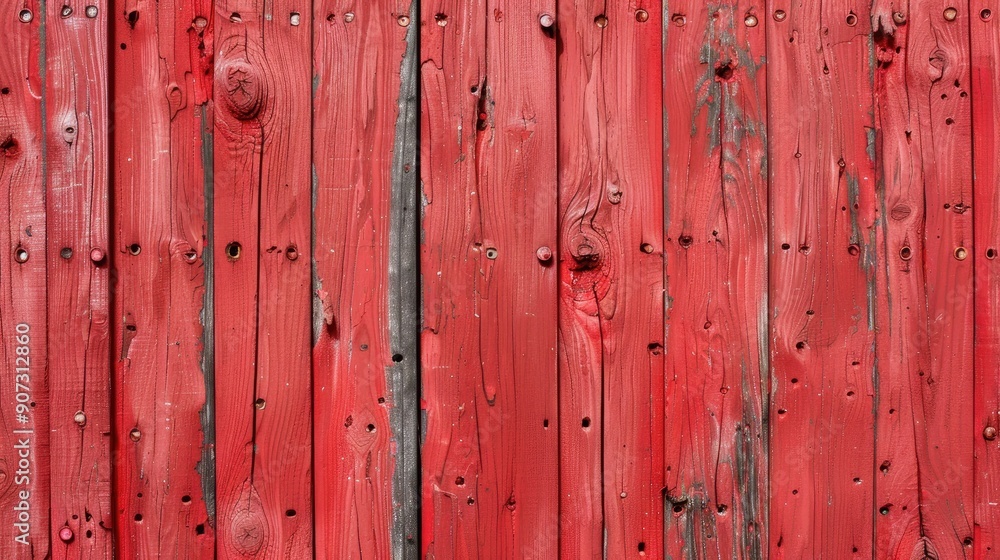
[972, 1, 1000, 555]
[312, 1, 414, 557]
[0, 2, 49, 557]
[112, 0, 214, 556]
[663, 2, 768, 557]
[766, 0, 877, 556]
[420, 0, 560, 555]
[45, 2, 113, 557]
[214, 1, 312, 557]
[873, 1, 976, 557]
[558, 1, 665, 557]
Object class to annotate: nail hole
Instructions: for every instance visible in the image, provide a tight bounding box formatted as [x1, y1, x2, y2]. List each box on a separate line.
[778, 408, 787, 415]
[61, 6, 72, 18]
[195, 524, 205, 535]
[670, 13, 685, 26]
[18, 9, 33, 23]
[344, 13, 355, 23]
[285, 509, 296, 517]
[582, 417, 591, 428]
[847, 244, 860, 256]
[846, 12, 857, 26]
[880, 460, 891, 473]
[672, 504, 684, 513]
[640, 243, 654, 253]
[900, 246, 912, 260]
[790, 378, 799, 384]
[944, 7, 958, 21]
[397, 15, 410, 26]
[467, 497, 475, 505]
[290, 12, 301, 25]
[715, 63, 734, 81]
[893, 11, 906, 24]
[485, 247, 498, 259]
[181, 495, 191, 503]
[85, 5, 98, 18]
[543, 419, 549, 428]
[60, 247, 73, 259]
[366, 423, 376, 432]
[595, 14, 609, 27]
[781, 243, 790, 250]
[225, 242, 241, 260]
[798, 245, 810, 254]
[286, 245, 298, 260]
[773, 9, 787, 21]
[637, 542, 646, 553]
[795, 341, 806, 350]
[956, 246, 968, 260]
[134, 513, 143, 522]
[392, 354, 404, 362]
[987, 248, 997, 259]
[183, 250, 198, 263]
[254, 398, 266, 410]
[678, 235, 693, 248]
[230, 12, 242, 23]
[982, 8, 993, 20]
[14, 247, 28, 263]
[0, 88, 8, 95]
[435, 13, 448, 26]
[879, 504, 891, 515]
[130, 428, 141, 441]
[455, 476, 465, 486]
[128, 243, 142, 256]
[946, 117, 955, 125]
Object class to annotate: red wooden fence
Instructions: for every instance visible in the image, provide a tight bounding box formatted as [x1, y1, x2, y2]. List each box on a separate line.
[2, 1, 1000, 558]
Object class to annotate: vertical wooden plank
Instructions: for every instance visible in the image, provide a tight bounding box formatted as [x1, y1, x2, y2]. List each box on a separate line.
[46, 1, 113, 557]
[871, 1, 975, 557]
[112, 0, 215, 556]
[0, 2, 48, 557]
[972, 1, 1000, 555]
[420, 0, 560, 555]
[766, 0, 877, 556]
[558, 1, 665, 558]
[663, 1, 768, 557]
[214, 1, 312, 557]
[312, 1, 417, 557]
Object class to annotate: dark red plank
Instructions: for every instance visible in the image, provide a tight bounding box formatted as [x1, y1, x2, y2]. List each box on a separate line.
[112, 0, 214, 556]
[558, 1, 665, 557]
[767, 0, 877, 556]
[312, 1, 414, 557]
[213, 1, 312, 557]
[420, 0, 559, 556]
[46, 2, 113, 557]
[663, 1, 768, 557]
[0, 2, 48, 557]
[972, 1, 1000, 556]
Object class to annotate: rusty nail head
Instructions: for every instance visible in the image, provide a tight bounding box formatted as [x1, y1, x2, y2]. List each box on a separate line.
[595, 14, 609, 27]
[986, 426, 998, 440]
[893, 11, 906, 24]
[286, 245, 299, 260]
[944, 7, 958, 21]
[745, 13, 758, 27]
[539, 13, 554, 27]
[635, 9, 649, 22]
[774, 9, 787, 21]
[194, 16, 208, 29]
[91, 248, 105, 262]
[670, 13, 685, 26]
[536, 246, 553, 262]
[59, 527, 74, 542]
[129, 428, 141, 442]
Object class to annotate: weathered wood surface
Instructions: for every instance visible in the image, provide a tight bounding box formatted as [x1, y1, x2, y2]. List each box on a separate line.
[663, 2, 767, 558]
[213, 1, 312, 558]
[2, 2, 1000, 557]
[0, 3, 48, 558]
[312, 1, 417, 558]
[112, 0, 214, 557]
[767, 0, 877, 556]
[46, 2, 114, 557]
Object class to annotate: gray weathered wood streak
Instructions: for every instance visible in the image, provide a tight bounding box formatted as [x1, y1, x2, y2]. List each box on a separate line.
[388, 2, 421, 557]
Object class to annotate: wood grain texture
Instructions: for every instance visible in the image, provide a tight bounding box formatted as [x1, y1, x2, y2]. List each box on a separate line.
[0, 2, 48, 557]
[46, 2, 114, 557]
[663, 1, 768, 557]
[112, 0, 214, 557]
[972, 1, 1000, 556]
[420, 0, 560, 556]
[213, 1, 312, 557]
[871, 1, 975, 558]
[558, 1, 665, 558]
[312, 1, 413, 557]
[766, 0, 877, 556]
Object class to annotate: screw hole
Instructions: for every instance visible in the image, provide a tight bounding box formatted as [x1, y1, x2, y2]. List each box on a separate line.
[392, 353, 404, 362]
[955, 246, 968, 260]
[18, 9, 33, 23]
[181, 495, 191, 503]
[14, 247, 28, 263]
[254, 398, 266, 410]
[285, 509, 296, 517]
[225, 242, 241, 260]
[128, 243, 142, 256]
[581, 417, 591, 428]
[846, 12, 857, 25]
[85, 5, 98, 18]
[983, 8, 993, 20]
[60, 247, 73, 259]
[988, 248, 997, 259]
[134, 513, 143, 522]
[899, 246, 912, 260]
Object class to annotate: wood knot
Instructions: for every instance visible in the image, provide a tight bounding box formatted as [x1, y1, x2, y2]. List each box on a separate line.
[571, 243, 600, 270]
[220, 60, 264, 120]
[890, 204, 911, 221]
[1, 135, 20, 158]
[231, 510, 266, 555]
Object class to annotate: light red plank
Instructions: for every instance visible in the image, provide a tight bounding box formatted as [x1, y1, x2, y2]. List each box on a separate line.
[663, 2, 768, 557]
[972, 1, 1000, 556]
[213, 1, 312, 557]
[46, 2, 113, 557]
[766, 1, 877, 556]
[0, 2, 48, 557]
[420, 0, 559, 556]
[558, 1, 665, 557]
[312, 1, 413, 557]
[112, 0, 214, 557]
[872, 2, 975, 558]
